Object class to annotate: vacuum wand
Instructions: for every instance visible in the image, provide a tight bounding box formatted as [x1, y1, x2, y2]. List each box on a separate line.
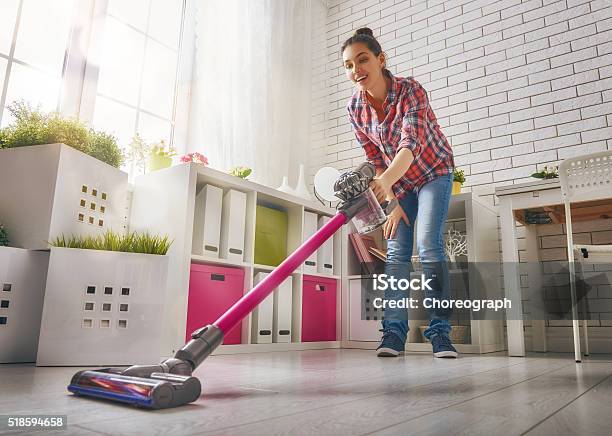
[68, 162, 383, 409]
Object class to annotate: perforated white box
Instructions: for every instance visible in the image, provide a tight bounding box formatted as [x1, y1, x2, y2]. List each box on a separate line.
[0, 247, 49, 363]
[0, 143, 128, 250]
[36, 247, 168, 366]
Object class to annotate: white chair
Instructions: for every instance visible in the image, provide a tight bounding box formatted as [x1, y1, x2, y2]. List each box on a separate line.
[559, 150, 612, 362]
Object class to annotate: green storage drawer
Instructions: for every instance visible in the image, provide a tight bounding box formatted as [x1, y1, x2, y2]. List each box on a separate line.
[254, 205, 288, 266]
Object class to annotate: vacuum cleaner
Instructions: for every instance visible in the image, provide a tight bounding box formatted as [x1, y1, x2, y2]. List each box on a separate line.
[68, 162, 395, 409]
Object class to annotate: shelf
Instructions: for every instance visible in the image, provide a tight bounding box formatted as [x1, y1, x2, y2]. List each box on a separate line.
[212, 341, 341, 355]
[190, 254, 250, 269]
[302, 271, 341, 280]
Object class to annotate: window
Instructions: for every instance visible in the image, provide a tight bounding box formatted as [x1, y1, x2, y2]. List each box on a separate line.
[0, 0, 187, 180]
[0, 0, 76, 126]
[88, 0, 184, 174]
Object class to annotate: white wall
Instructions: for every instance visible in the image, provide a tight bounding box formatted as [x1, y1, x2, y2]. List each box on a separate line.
[312, 0, 612, 207]
[313, 0, 612, 351]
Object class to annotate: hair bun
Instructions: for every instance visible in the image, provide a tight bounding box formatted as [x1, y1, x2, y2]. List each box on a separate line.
[354, 27, 374, 37]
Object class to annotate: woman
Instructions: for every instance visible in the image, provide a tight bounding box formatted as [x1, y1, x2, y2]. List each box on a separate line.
[343, 28, 457, 358]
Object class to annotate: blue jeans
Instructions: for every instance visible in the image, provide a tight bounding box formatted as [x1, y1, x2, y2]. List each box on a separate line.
[381, 173, 453, 343]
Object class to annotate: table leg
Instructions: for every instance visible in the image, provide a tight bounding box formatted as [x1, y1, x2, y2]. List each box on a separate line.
[499, 198, 525, 357]
[524, 224, 547, 352]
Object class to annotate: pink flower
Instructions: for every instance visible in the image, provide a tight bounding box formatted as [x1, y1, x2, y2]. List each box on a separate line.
[180, 152, 209, 165]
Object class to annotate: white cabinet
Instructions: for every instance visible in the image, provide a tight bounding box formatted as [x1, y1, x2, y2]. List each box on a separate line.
[0, 247, 49, 363]
[129, 163, 341, 356]
[341, 192, 505, 354]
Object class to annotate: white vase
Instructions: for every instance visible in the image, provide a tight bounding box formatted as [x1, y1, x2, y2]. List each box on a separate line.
[277, 176, 294, 194]
[293, 164, 312, 201]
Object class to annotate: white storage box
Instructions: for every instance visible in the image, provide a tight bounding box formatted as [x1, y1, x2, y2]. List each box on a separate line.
[36, 247, 168, 366]
[220, 189, 247, 262]
[317, 215, 334, 275]
[252, 272, 273, 344]
[192, 184, 223, 257]
[302, 211, 318, 274]
[273, 276, 293, 343]
[0, 247, 49, 363]
[0, 143, 128, 250]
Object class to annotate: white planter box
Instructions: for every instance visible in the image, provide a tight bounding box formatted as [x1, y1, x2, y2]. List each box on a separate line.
[0, 143, 128, 250]
[0, 247, 49, 363]
[36, 247, 168, 366]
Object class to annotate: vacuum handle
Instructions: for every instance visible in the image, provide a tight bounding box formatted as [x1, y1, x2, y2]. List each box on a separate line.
[214, 211, 348, 336]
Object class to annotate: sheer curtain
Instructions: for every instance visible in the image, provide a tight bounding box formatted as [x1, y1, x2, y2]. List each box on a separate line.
[187, 0, 325, 188]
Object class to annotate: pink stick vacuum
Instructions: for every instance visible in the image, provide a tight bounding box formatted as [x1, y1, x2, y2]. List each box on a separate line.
[68, 162, 380, 409]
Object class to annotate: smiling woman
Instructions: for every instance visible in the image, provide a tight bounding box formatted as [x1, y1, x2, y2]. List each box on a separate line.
[342, 27, 457, 359]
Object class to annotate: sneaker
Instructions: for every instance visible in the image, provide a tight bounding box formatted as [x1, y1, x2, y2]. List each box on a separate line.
[431, 334, 458, 358]
[376, 329, 405, 357]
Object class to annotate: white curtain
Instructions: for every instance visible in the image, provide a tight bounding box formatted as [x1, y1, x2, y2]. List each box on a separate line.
[187, 0, 325, 188]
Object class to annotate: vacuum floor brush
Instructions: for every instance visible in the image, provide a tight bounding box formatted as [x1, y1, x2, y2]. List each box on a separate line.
[68, 162, 394, 409]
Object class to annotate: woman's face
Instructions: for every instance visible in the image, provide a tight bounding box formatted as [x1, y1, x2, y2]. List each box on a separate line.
[342, 42, 385, 92]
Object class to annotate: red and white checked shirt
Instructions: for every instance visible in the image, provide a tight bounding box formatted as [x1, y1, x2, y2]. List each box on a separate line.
[347, 70, 454, 199]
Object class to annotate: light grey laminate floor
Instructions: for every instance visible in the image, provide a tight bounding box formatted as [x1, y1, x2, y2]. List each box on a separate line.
[1, 349, 611, 436]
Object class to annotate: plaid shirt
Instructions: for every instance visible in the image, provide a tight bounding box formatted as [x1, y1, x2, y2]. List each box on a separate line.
[347, 71, 454, 199]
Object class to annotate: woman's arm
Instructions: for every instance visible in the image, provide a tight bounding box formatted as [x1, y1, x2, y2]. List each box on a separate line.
[371, 148, 414, 202]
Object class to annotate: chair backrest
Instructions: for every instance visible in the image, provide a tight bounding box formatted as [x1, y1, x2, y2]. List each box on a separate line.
[559, 150, 612, 203]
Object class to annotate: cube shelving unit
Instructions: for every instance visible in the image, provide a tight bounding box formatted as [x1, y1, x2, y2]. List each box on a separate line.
[0, 143, 128, 250]
[129, 164, 342, 358]
[341, 191, 506, 354]
[36, 247, 169, 366]
[0, 247, 49, 363]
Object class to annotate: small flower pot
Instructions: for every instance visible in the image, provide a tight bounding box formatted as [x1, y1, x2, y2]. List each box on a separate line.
[148, 154, 173, 172]
[452, 181, 462, 195]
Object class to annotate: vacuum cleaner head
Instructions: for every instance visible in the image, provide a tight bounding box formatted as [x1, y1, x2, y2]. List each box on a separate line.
[68, 369, 201, 409]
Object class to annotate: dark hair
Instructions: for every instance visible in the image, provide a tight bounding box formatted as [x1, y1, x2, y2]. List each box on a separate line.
[341, 27, 383, 56]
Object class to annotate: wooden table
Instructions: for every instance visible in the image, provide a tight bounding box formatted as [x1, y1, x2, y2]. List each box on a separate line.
[496, 178, 612, 356]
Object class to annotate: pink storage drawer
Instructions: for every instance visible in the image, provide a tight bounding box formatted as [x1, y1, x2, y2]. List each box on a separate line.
[301, 275, 337, 342]
[187, 263, 245, 344]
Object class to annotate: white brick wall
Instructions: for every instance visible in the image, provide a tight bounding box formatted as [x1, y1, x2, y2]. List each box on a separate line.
[312, 0, 612, 206]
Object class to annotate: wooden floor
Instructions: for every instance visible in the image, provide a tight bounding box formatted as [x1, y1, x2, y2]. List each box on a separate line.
[1, 350, 612, 435]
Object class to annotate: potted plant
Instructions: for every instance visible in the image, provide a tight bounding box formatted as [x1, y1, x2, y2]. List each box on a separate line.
[452, 168, 465, 195]
[125, 133, 150, 178]
[36, 230, 172, 366]
[229, 166, 252, 179]
[0, 102, 128, 250]
[531, 165, 558, 179]
[0, 101, 123, 167]
[148, 140, 176, 172]
[0, 221, 50, 363]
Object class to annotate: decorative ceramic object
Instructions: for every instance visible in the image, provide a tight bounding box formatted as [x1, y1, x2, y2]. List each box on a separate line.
[293, 164, 312, 201]
[277, 176, 294, 194]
